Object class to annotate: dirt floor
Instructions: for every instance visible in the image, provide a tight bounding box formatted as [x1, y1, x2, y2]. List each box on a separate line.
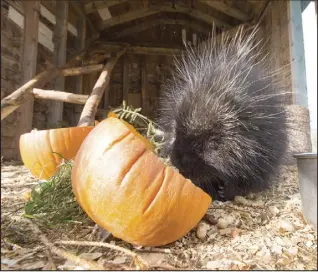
[1, 161, 317, 270]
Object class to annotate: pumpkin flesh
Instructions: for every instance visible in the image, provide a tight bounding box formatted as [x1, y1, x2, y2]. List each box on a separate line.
[72, 117, 211, 246]
[20, 126, 93, 180]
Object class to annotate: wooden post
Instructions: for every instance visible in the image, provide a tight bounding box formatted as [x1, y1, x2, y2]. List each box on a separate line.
[78, 48, 127, 127]
[288, 0, 308, 107]
[123, 56, 129, 103]
[141, 55, 148, 116]
[15, 1, 40, 159]
[48, 1, 69, 127]
[73, 17, 87, 126]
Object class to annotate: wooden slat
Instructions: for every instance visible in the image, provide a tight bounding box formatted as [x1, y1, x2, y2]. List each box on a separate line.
[48, 1, 69, 126]
[199, 0, 251, 21]
[15, 1, 40, 159]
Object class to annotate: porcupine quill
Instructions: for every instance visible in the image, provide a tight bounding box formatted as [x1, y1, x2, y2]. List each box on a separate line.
[156, 26, 289, 201]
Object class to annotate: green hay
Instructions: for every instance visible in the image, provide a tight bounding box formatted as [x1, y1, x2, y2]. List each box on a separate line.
[24, 160, 92, 227]
[24, 102, 165, 227]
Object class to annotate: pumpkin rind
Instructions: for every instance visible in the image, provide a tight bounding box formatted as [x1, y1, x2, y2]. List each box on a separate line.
[19, 126, 93, 180]
[72, 117, 211, 246]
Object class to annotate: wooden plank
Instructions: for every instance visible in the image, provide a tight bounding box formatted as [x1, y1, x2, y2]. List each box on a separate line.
[48, 2, 68, 127]
[122, 56, 129, 103]
[288, 0, 308, 107]
[85, 0, 128, 14]
[141, 55, 148, 115]
[15, 1, 40, 159]
[98, 7, 158, 30]
[199, 0, 251, 21]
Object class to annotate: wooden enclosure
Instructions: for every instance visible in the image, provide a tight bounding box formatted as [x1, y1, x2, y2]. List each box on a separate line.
[0, 0, 312, 160]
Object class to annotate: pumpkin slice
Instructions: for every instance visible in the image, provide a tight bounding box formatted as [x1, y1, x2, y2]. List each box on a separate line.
[20, 126, 93, 180]
[72, 117, 211, 246]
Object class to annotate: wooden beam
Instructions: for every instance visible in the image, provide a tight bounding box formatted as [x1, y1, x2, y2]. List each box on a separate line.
[85, 0, 128, 14]
[70, 1, 99, 37]
[99, 5, 232, 30]
[78, 48, 127, 127]
[122, 56, 129, 103]
[112, 18, 210, 39]
[96, 42, 183, 55]
[99, 7, 158, 30]
[15, 1, 40, 159]
[33, 88, 88, 104]
[48, 1, 68, 127]
[61, 64, 103, 76]
[199, 0, 251, 21]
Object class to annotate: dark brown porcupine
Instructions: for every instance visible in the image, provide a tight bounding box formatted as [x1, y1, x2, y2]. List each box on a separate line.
[156, 27, 289, 201]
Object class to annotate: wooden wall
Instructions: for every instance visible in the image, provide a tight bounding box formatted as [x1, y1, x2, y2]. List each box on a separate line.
[1, 0, 299, 160]
[1, 5, 24, 159]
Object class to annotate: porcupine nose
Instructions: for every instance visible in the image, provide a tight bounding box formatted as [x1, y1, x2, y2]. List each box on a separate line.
[171, 149, 193, 173]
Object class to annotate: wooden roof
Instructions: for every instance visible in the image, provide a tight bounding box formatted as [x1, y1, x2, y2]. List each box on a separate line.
[76, 0, 268, 40]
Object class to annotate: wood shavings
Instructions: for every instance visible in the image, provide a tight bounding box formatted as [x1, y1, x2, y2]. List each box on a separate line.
[1, 164, 317, 270]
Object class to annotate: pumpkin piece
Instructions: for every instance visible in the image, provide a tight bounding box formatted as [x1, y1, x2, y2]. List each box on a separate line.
[19, 126, 93, 180]
[72, 117, 211, 246]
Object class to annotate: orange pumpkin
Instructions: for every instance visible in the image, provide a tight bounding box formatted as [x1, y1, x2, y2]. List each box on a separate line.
[20, 126, 93, 180]
[72, 117, 211, 246]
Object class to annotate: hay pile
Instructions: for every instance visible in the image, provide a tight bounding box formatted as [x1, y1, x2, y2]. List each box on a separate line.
[1, 105, 317, 270]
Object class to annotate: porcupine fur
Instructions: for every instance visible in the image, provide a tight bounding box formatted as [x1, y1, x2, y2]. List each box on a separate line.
[156, 27, 289, 201]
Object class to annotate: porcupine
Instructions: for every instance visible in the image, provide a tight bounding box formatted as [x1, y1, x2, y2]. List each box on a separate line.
[156, 27, 289, 201]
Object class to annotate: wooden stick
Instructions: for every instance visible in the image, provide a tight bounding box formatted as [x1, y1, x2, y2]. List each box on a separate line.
[32, 88, 88, 104]
[61, 64, 104, 76]
[1, 64, 104, 120]
[1, 68, 59, 120]
[78, 48, 127, 127]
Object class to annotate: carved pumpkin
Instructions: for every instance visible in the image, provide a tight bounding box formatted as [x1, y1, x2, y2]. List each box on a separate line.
[19, 126, 93, 180]
[72, 117, 211, 246]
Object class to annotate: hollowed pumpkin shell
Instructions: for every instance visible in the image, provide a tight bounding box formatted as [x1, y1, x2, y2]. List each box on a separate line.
[19, 126, 93, 180]
[72, 117, 211, 246]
